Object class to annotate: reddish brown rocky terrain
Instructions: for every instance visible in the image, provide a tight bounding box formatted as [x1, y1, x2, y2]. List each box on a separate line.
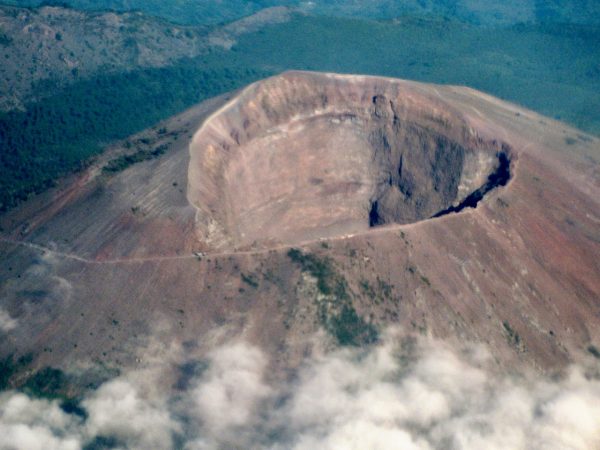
[0, 71, 599, 381]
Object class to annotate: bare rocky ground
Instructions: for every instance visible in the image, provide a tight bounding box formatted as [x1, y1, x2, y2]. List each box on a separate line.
[0, 71, 599, 388]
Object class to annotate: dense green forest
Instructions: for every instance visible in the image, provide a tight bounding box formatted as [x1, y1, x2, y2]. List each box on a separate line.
[0, 53, 268, 211]
[0, 11, 598, 212]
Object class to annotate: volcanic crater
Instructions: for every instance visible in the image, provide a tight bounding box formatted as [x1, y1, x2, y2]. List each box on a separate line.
[188, 72, 513, 249]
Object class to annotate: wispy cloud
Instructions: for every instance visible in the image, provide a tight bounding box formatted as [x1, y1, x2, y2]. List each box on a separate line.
[271, 335, 600, 450]
[2, 250, 73, 336]
[0, 309, 16, 333]
[0, 392, 81, 450]
[187, 342, 270, 443]
[1, 331, 599, 449]
[83, 378, 178, 449]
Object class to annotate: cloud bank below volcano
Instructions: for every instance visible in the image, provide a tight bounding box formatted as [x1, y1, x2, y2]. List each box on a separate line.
[1, 331, 599, 449]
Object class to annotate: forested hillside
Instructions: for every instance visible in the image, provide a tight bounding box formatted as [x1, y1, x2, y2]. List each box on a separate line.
[0, 56, 267, 211]
[0, 0, 281, 25]
[0, 5, 211, 110]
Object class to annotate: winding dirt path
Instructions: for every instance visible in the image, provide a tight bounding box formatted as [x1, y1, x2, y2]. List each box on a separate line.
[0, 221, 410, 266]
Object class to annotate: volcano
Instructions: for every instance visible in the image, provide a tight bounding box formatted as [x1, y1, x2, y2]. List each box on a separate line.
[0, 71, 599, 378]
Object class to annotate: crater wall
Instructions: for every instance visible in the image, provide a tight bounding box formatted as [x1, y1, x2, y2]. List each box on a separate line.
[188, 72, 511, 249]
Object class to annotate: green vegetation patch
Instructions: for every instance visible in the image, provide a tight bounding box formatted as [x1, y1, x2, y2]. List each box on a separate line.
[0, 30, 12, 46]
[22, 366, 67, 398]
[0, 354, 88, 417]
[0, 353, 33, 391]
[0, 54, 269, 211]
[360, 277, 395, 305]
[288, 248, 378, 346]
[588, 345, 600, 359]
[241, 272, 259, 288]
[359, 279, 376, 298]
[503, 320, 521, 347]
[102, 144, 168, 174]
[287, 248, 343, 297]
[326, 302, 379, 346]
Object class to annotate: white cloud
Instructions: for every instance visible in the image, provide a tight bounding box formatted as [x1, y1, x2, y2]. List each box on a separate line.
[185, 341, 271, 449]
[0, 392, 81, 450]
[272, 335, 600, 450]
[83, 378, 178, 450]
[2, 250, 73, 336]
[0, 309, 16, 332]
[1, 332, 599, 450]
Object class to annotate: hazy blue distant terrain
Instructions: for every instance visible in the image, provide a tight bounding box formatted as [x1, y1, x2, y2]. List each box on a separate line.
[5, 0, 600, 25]
[0, 0, 280, 24]
[232, 15, 600, 132]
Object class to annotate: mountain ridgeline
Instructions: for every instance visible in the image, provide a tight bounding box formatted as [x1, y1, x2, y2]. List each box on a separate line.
[4, 0, 600, 25]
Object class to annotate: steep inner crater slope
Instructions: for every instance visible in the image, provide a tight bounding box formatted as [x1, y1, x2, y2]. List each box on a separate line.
[188, 72, 511, 249]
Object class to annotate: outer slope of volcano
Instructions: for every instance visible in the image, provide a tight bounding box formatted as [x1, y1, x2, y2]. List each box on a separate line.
[0, 71, 599, 379]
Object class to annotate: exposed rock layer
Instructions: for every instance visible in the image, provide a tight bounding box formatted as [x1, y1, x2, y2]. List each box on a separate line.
[189, 73, 511, 249]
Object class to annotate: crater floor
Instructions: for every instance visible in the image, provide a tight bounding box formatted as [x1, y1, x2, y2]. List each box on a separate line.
[189, 72, 512, 249]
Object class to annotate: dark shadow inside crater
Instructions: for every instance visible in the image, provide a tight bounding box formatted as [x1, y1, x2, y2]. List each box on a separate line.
[369, 149, 512, 227]
[430, 151, 511, 219]
[365, 95, 513, 227]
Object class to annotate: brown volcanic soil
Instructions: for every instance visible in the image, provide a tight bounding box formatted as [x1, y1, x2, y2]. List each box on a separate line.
[0, 71, 599, 379]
